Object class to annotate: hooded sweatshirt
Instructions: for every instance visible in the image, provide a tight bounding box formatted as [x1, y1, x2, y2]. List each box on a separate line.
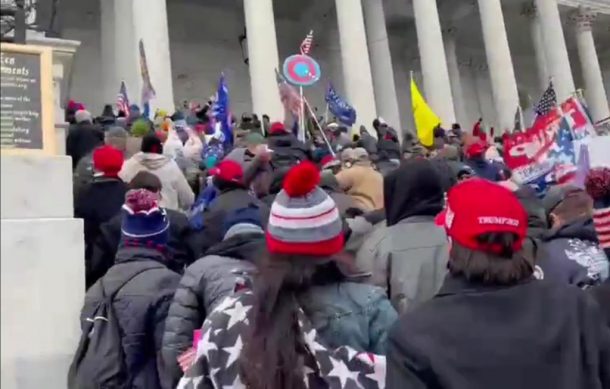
[119, 152, 195, 211]
[361, 159, 449, 313]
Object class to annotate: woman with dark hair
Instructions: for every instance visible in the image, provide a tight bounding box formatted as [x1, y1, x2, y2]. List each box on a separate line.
[178, 162, 395, 389]
[387, 179, 610, 389]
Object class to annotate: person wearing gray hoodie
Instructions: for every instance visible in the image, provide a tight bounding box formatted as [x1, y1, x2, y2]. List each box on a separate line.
[119, 134, 194, 212]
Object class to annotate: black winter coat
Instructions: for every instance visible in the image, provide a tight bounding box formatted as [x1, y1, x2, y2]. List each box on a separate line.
[66, 122, 104, 169]
[387, 276, 610, 389]
[267, 132, 309, 169]
[74, 177, 127, 288]
[192, 187, 269, 257]
[89, 209, 197, 288]
[80, 248, 180, 389]
[539, 218, 609, 287]
[161, 234, 264, 387]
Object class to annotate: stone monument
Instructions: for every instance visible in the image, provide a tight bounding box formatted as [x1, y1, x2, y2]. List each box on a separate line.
[1, 36, 84, 389]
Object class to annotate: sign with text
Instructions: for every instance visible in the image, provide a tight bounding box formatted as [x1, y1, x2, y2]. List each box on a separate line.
[1, 43, 55, 154]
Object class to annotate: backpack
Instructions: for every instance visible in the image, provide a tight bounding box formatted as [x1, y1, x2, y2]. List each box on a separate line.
[67, 268, 152, 389]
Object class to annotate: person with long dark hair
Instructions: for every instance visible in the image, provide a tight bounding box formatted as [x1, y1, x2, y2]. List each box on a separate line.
[178, 161, 395, 389]
[387, 179, 610, 389]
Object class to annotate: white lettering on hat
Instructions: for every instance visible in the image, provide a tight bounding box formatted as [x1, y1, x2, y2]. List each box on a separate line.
[477, 216, 519, 227]
[445, 206, 455, 229]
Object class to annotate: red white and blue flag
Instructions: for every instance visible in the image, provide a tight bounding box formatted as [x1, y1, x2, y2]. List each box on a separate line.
[299, 30, 314, 55]
[139, 40, 156, 119]
[116, 81, 130, 118]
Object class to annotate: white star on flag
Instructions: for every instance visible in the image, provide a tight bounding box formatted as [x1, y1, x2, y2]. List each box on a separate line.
[224, 301, 251, 330]
[222, 336, 243, 368]
[304, 329, 327, 353]
[198, 328, 217, 357]
[327, 356, 362, 389]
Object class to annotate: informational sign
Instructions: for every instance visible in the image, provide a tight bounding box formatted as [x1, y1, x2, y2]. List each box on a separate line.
[0, 43, 55, 154]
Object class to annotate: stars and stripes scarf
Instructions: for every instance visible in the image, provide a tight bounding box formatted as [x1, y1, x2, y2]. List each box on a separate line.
[178, 292, 386, 389]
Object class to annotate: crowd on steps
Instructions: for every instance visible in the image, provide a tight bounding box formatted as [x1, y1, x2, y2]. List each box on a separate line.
[64, 100, 610, 389]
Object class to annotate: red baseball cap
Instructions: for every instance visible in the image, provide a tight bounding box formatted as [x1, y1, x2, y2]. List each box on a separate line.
[209, 160, 243, 183]
[435, 179, 528, 253]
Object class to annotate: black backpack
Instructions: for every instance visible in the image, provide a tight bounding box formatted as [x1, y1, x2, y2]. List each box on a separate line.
[67, 268, 152, 389]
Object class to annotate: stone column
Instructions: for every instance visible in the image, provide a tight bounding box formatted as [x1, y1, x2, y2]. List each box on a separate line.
[443, 27, 467, 126]
[335, 0, 377, 130]
[571, 8, 610, 123]
[243, 0, 283, 120]
[522, 2, 550, 91]
[477, 0, 520, 132]
[535, 0, 575, 100]
[132, 0, 175, 112]
[101, 0, 175, 113]
[412, 0, 456, 126]
[362, 0, 401, 130]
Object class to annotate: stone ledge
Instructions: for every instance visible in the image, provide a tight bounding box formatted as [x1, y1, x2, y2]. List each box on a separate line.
[1, 155, 74, 220]
[1, 217, 84, 389]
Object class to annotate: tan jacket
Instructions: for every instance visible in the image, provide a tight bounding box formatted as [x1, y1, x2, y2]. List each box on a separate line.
[335, 165, 384, 211]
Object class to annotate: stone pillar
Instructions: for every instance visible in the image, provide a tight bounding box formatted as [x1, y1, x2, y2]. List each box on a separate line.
[522, 2, 550, 91]
[335, 0, 378, 130]
[571, 8, 610, 123]
[243, 0, 283, 120]
[1, 38, 85, 389]
[362, 0, 401, 130]
[100, 0, 175, 112]
[132, 0, 175, 112]
[535, 0, 575, 100]
[477, 0, 520, 132]
[412, 0, 456, 127]
[443, 27, 467, 127]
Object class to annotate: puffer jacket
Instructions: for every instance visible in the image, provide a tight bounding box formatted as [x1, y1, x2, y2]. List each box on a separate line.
[119, 152, 195, 211]
[538, 217, 609, 287]
[161, 234, 263, 387]
[80, 247, 180, 389]
[298, 282, 398, 354]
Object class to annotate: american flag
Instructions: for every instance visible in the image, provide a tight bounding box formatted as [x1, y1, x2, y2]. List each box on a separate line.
[534, 81, 557, 117]
[275, 69, 302, 118]
[116, 81, 130, 117]
[299, 30, 314, 55]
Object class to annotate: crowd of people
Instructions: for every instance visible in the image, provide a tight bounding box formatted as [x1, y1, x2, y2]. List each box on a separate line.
[64, 99, 610, 389]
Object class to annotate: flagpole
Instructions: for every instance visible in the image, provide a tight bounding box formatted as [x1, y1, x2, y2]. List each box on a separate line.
[323, 103, 329, 125]
[304, 97, 335, 157]
[299, 86, 306, 142]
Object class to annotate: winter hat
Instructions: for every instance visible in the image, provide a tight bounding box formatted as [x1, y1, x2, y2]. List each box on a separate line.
[542, 184, 583, 216]
[270, 122, 287, 135]
[266, 161, 344, 256]
[585, 168, 610, 252]
[435, 179, 528, 254]
[223, 206, 265, 240]
[320, 155, 340, 171]
[121, 189, 170, 250]
[141, 134, 163, 154]
[75, 109, 92, 124]
[352, 148, 370, 166]
[93, 145, 124, 178]
[210, 159, 243, 184]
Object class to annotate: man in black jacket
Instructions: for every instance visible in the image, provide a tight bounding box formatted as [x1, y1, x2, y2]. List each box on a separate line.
[75, 145, 127, 288]
[192, 159, 269, 257]
[387, 179, 610, 389]
[79, 189, 180, 389]
[88, 172, 197, 288]
[266, 121, 309, 169]
[66, 110, 104, 169]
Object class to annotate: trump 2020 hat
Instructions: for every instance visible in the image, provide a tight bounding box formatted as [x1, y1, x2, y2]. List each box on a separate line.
[435, 179, 528, 253]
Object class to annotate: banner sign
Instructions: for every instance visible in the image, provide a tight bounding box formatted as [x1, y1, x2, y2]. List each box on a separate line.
[504, 97, 595, 194]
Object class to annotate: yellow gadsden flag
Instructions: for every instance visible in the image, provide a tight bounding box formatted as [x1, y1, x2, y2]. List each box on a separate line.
[410, 76, 441, 147]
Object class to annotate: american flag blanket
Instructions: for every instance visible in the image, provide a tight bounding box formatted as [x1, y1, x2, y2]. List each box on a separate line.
[177, 292, 386, 389]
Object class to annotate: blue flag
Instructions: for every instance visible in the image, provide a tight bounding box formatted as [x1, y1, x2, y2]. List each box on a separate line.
[325, 83, 356, 126]
[212, 73, 233, 148]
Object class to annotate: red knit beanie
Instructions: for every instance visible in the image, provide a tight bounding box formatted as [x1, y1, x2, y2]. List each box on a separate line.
[93, 145, 124, 178]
